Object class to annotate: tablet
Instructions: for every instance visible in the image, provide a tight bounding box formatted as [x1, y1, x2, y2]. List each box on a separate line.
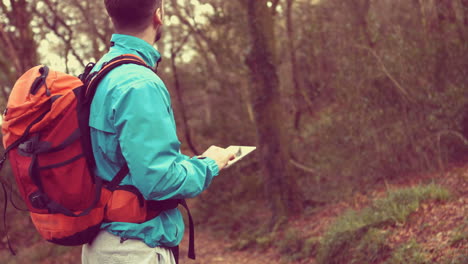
[225, 146, 256, 168]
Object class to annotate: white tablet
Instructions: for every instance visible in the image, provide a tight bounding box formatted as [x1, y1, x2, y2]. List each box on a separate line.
[225, 146, 256, 168]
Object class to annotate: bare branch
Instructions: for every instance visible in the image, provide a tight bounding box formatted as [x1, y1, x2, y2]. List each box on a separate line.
[170, 34, 191, 56]
[70, 0, 107, 43]
[436, 130, 468, 174]
[289, 158, 316, 174]
[32, 2, 85, 67]
[355, 44, 414, 103]
[169, 0, 223, 66]
[436, 130, 468, 147]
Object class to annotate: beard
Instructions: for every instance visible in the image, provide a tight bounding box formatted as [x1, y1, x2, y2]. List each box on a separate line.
[155, 26, 163, 43]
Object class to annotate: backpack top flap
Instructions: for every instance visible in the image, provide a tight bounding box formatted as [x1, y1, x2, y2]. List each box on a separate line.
[2, 66, 83, 148]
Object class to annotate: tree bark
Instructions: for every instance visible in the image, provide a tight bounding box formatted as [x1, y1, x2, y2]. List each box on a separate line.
[243, 0, 304, 227]
[286, 0, 313, 130]
[0, 0, 39, 99]
[349, 0, 374, 48]
[452, 0, 466, 42]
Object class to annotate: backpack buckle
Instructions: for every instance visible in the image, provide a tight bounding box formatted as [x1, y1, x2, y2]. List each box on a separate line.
[29, 191, 49, 210]
[79, 62, 96, 82]
[18, 140, 35, 153]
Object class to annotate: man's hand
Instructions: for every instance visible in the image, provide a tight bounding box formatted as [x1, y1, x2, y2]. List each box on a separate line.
[200, 146, 236, 170]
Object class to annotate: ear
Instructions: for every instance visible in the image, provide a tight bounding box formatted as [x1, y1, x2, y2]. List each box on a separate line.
[153, 8, 163, 26]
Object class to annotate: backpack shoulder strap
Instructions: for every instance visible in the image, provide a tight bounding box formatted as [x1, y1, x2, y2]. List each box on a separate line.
[82, 54, 154, 105]
[79, 53, 153, 179]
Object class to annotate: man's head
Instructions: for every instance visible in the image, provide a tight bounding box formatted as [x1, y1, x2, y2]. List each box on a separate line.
[105, 0, 164, 43]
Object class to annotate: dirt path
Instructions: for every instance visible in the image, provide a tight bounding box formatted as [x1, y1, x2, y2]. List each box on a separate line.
[179, 230, 278, 264]
[36, 229, 283, 264]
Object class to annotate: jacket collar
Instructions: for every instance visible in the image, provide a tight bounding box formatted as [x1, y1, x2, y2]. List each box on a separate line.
[109, 34, 161, 68]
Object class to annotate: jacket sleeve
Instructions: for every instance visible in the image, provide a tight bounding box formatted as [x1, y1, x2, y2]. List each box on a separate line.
[112, 78, 219, 200]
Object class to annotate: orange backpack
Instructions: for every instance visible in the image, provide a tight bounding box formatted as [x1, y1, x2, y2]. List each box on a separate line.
[0, 55, 194, 259]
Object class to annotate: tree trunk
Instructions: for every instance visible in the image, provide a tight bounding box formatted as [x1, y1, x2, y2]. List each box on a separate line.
[15, 0, 39, 73]
[0, 0, 38, 75]
[452, 0, 466, 42]
[0, 0, 39, 101]
[243, 0, 304, 227]
[286, 0, 312, 130]
[170, 52, 200, 155]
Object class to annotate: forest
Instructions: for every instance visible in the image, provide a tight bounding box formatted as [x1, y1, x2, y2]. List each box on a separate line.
[0, 0, 467, 263]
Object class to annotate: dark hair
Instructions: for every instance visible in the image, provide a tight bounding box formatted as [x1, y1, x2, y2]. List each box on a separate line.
[105, 0, 162, 32]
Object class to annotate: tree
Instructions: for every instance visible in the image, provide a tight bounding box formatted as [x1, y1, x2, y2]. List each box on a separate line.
[31, 0, 113, 72]
[242, 0, 304, 226]
[0, 0, 39, 100]
[166, 0, 256, 148]
[285, 0, 313, 130]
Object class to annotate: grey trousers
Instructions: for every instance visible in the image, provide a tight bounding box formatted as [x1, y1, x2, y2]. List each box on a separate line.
[81, 231, 176, 264]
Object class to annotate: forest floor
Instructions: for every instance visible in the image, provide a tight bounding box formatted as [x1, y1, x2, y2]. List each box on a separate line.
[178, 163, 467, 264]
[1, 163, 466, 264]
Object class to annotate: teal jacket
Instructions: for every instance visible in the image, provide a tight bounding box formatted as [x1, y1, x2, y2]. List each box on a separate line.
[89, 34, 219, 248]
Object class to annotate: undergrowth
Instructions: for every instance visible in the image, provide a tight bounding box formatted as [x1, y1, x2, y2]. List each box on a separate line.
[384, 239, 431, 264]
[316, 183, 451, 264]
[449, 220, 468, 248]
[194, 169, 455, 264]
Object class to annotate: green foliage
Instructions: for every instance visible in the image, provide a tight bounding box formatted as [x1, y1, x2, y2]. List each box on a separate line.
[316, 184, 451, 264]
[275, 229, 319, 262]
[230, 226, 272, 251]
[351, 228, 391, 264]
[229, 223, 320, 262]
[255, 233, 275, 250]
[316, 225, 389, 264]
[371, 183, 451, 223]
[384, 239, 430, 264]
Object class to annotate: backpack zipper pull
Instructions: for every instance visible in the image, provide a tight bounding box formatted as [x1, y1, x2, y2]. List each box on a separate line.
[45, 81, 51, 96]
[30, 66, 50, 96]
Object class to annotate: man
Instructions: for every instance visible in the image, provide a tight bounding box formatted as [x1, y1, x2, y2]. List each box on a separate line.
[81, 0, 235, 263]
